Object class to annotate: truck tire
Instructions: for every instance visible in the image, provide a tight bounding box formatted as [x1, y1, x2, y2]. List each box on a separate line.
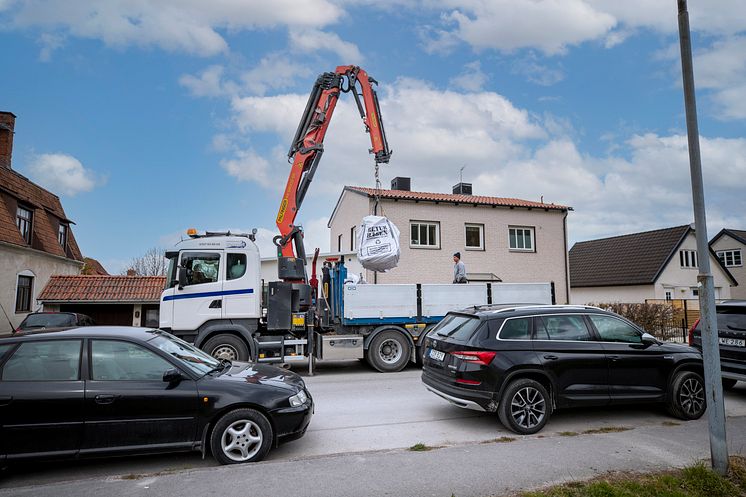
[366, 330, 411, 373]
[202, 334, 250, 362]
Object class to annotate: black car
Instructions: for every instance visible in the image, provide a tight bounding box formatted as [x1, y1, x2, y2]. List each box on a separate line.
[689, 300, 746, 390]
[0, 327, 312, 464]
[422, 305, 705, 434]
[15, 312, 95, 334]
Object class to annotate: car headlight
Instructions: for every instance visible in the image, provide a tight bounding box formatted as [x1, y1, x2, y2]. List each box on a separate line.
[289, 389, 308, 407]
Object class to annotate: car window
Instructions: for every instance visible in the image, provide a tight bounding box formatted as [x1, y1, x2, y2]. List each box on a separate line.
[716, 309, 746, 332]
[589, 315, 642, 343]
[91, 340, 174, 381]
[433, 314, 483, 342]
[536, 315, 592, 341]
[2, 340, 81, 381]
[498, 318, 531, 340]
[20, 313, 76, 329]
[0, 344, 15, 361]
[149, 332, 220, 375]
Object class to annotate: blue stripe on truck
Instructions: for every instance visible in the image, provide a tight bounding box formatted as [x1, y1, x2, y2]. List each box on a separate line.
[163, 288, 254, 302]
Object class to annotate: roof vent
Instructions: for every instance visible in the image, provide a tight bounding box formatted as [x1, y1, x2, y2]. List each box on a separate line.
[391, 177, 411, 191]
[453, 182, 472, 195]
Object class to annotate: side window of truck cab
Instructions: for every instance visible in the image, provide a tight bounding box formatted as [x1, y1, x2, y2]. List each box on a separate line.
[181, 252, 221, 286]
[227, 253, 247, 280]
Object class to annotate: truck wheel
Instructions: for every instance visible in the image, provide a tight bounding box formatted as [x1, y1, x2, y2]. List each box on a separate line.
[367, 330, 411, 373]
[203, 334, 250, 362]
[210, 408, 272, 465]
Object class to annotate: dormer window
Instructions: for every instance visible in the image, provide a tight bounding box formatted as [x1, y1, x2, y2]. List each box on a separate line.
[58, 223, 68, 247]
[16, 205, 32, 244]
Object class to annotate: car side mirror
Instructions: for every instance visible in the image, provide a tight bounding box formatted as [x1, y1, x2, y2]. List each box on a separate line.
[177, 266, 188, 290]
[163, 368, 183, 384]
[641, 332, 660, 346]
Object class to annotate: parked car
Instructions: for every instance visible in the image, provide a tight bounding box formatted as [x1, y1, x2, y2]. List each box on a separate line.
[689, 300, 746, 390]
[421, 304, 705, 435]
[0, 327, 312, 464]
[15, 312, 95, 334]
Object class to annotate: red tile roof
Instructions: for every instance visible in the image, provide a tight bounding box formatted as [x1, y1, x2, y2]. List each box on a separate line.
[0, 167, 83, 261]
[82, 257, 109, 275]
[346, 186, 571, 211]
[38, 275, 166, 303]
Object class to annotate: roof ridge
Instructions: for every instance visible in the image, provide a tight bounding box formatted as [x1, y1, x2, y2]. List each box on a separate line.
[345, 185, 568, 207]
[574, 224, 691, 246]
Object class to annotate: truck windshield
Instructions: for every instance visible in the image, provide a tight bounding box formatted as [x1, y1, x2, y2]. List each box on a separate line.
[165, 253, 178, 289]
[148, 331, 221, 375]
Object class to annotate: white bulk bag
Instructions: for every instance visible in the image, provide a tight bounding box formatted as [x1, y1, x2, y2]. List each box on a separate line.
[356, 215, 400, 272]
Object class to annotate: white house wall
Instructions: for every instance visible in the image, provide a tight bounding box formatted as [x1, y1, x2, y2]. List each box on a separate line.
[571, 285, 653, 304]
[656, 233, 731, 300]
[0, 243, 82, 334]
[331, 194, 570, 303]
[711, 234, 745, 299]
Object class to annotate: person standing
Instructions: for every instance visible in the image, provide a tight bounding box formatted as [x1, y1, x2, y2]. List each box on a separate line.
[453, 252, 467, 283]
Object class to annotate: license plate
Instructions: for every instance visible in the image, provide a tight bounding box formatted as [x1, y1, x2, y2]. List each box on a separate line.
[429, 349, 445, 361]
[720, 337, 746, 347]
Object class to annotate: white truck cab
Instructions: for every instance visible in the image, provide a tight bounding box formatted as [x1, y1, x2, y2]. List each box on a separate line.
[160, 232, 262, 359]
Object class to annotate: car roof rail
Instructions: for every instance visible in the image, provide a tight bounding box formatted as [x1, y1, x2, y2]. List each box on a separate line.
[486, 304, 605, 314]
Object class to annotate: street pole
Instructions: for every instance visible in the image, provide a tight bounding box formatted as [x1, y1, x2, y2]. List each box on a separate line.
[676, 0, 729, 474]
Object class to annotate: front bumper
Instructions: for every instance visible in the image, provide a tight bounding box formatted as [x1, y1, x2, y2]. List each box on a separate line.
[271, 396, 314, 446]
[421, 371, 495, 412]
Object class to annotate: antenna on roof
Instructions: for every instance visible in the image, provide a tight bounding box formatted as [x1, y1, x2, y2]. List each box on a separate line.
[459, 165, 466, 184]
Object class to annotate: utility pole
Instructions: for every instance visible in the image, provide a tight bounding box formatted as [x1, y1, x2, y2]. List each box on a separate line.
[676, 0, 728, 474]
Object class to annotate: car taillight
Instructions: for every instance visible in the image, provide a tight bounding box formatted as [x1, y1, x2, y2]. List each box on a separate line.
[688, 318, 700, 345]
[455, 378, 482, 386]
[451, 351, 496, 365]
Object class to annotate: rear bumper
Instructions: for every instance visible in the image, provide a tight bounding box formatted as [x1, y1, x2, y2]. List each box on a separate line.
[721, 360, 746, 382]
[421, 371, 494, 412]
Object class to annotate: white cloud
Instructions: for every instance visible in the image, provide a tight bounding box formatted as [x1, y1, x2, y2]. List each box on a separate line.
[37, 32, 65, 61]
[26, 153, 100, 196]
[5, 0, 343, 56]
[428, 0, 616, 55]
[220, 148, 272, 187]
[179, 65, 236, 97]
[289, 29, 363, 63]
[511, 55, 564, 86]
[449, 61, 488, 91]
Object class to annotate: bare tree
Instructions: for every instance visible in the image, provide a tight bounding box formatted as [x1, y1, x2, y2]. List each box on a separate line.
[122, 247, 168, 276]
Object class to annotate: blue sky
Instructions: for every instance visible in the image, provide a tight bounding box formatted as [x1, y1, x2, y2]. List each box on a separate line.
[1, 0, 745, 273]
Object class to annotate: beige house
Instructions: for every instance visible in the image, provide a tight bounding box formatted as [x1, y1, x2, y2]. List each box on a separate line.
[0, 111, 84, 334]
[710, 229, 746, 300]
[570, 225, 737, 304]
[328, 178, 572, 304]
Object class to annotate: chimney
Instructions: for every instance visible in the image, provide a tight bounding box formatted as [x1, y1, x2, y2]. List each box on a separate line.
[0, 111, 16, 170]
[452, 182, 472, 195]
[391, 177, 411, 191]
[126, 269, 137, 276]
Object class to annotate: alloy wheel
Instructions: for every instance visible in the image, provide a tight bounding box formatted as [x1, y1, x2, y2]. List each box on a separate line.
[510, 386, 546, 430]
[678, 377, 705, 416]
[221, 420, 263, 462]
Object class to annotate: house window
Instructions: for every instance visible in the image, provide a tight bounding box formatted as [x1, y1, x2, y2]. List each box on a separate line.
[15, 275, 33, 312]
[679, 249, 698, 268]
[16, 205, 32, 244]
[337, 234, 342, 252]
[665, 291, 672, 301]
[692, 288, 699, 297]
[350, 226, 356, 251]
[509, 226, 534, 251]
[716, 249, 742, 267]
[465, 223, 484, 250]
[58, 223, 68, 247]
[410, 221, 440, 248]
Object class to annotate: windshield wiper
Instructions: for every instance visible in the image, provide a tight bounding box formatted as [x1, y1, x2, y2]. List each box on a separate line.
[204, 358, 232, 375]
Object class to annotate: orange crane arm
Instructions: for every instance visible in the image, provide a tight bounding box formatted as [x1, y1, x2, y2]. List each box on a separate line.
[273, 65, 391, 281]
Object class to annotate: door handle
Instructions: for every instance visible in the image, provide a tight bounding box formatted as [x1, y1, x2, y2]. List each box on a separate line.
[608, 355, 621, 361]
[0, 395, 12, 406]
[94, 394, 117, 405]
[543, 354, 559, 360]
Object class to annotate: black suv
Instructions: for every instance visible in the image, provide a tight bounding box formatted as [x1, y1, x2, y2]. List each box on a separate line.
[689, 300, 746, 390]
[421, 305, 705, 434]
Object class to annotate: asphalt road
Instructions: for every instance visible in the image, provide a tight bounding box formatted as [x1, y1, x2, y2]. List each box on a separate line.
[2, 360, 746, 496]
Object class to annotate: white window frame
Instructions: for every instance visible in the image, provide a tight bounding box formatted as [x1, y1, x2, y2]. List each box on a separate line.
[679, 249, 698, 269]
[509, 226, 535, 252]
[409, 221, 440, 249]
[15, 270, 35, 313]
[465, 223, 484, 251]
[58, 223, 68, 247]
[716, 249, 742, 268]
